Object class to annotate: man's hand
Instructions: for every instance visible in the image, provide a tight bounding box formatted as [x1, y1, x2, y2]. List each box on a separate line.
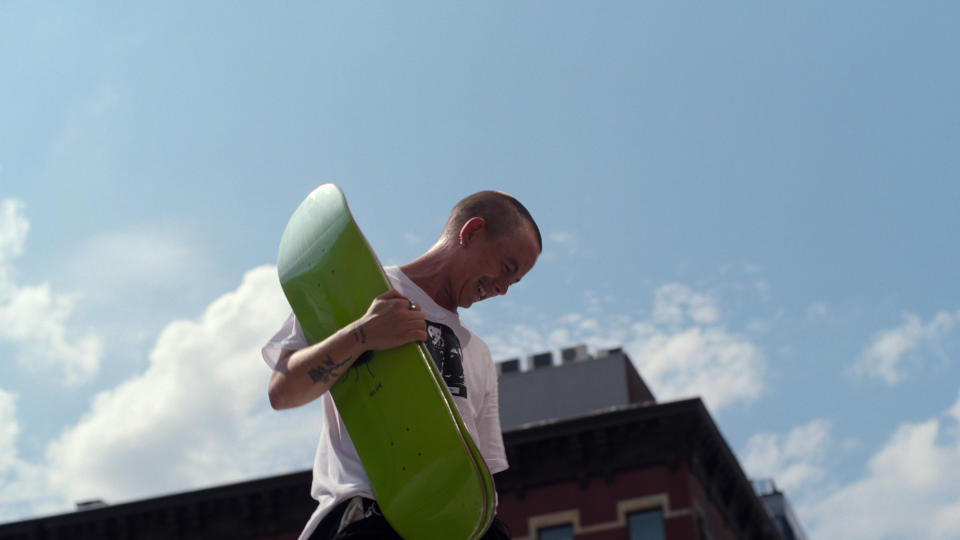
[354, 289, 428, 351]
[268, 289, 427, 410]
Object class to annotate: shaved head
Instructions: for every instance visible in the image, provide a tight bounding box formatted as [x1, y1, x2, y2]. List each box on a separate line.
[442, 191, 542, 252]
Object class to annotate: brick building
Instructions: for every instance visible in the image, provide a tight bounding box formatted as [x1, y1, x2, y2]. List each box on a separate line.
[495, 347, 781, 540]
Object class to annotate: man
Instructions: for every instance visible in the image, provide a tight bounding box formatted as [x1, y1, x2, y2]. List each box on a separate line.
[262, 190, 541, 539]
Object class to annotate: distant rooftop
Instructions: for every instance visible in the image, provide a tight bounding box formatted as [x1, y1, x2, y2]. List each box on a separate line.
[497, 344, 655, 430]
[752, 478, 808, 540]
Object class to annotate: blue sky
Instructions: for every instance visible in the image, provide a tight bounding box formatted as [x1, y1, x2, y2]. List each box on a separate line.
[2, 3, 959, 538]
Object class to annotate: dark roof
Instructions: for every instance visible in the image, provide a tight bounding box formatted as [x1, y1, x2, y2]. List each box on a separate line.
[0, 471, 314, 540]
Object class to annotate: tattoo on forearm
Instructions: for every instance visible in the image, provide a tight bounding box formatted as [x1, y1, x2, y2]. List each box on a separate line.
[353, 326, 367, 345]
[308, 354, 354, 384]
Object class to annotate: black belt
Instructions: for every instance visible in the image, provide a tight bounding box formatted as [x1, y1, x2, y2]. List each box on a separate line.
[309, 496, 381, 539]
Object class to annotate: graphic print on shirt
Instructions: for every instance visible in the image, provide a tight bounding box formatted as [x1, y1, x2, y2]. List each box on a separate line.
[423, 321, 467, 398]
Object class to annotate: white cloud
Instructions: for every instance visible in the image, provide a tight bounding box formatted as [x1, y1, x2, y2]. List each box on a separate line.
[853, 311, 959, 385]
[775, 389, 960, 540]
[486, 323, 555, 363]
[745, 398, 960, 540]
[403, 232, 424, 245]
[806, 302, 828, 321]
[578, 318, 599, 332]
[626, 323, 763, 411]
[0, 390, 19, 474]
[41, 266, 316, 506]
[542, 230, 594, 262]
[65, 227, 195, 289]
[0, 200, 29, 298]
[486, 284, 765, 412]
[58, 225, 219, 333]
[0, 200, 29, 265]
[547, 327, 570, 346]
[741, 419, 831, 493]
[0, 389, 61, 522]
[0, 199, 103, 384]
[753, 280, 771, 302]
[653, 283, 720, 326]
[950, 391, 960, 424]
[0, 284, 102, 384]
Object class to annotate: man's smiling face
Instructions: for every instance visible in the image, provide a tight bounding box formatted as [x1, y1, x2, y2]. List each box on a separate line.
[456, 221, 540, 309]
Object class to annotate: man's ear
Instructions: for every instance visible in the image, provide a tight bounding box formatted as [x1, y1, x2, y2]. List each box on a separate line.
[458, 217, 486, 246]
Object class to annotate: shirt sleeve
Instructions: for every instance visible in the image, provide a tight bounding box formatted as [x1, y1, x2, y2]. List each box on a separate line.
[476, 343, 509, 474]
[261, 312, 309, 370]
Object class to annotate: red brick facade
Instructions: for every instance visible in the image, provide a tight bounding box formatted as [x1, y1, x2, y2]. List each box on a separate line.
[498, 464, 743, 540]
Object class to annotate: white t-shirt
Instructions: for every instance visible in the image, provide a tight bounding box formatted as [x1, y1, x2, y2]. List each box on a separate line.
[261, 266, 507, 540]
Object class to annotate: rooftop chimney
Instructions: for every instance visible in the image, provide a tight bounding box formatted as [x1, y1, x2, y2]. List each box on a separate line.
[529, 351, 553, 370]
[498, 358, 521, 375]
[560, 344, 590, 363]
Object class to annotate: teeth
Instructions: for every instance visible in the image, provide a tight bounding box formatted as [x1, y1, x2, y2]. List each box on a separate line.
[478, 284, 486, 299]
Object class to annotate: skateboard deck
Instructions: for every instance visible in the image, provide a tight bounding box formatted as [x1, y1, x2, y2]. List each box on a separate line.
[277, 184, 496, 540]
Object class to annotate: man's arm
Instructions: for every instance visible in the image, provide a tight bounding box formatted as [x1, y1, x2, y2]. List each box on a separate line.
[268, 289, 427, 410]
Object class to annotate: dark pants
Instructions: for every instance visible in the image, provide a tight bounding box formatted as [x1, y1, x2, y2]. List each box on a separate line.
[309, 497, 511, 540]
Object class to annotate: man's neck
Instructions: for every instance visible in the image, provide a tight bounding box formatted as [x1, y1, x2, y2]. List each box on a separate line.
[399, 244, 458, 312]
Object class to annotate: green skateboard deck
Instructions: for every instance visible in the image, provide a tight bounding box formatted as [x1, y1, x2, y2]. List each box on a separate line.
[277, 184, 496, 540]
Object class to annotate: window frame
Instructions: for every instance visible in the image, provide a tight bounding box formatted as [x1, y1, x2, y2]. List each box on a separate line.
[537, 522, 575, 540]
[627, 507, 666, 540]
